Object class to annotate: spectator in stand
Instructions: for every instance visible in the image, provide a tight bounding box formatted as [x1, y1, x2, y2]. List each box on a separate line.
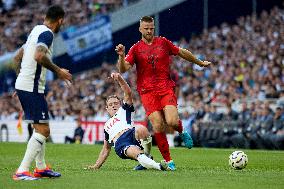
[246, 105, 273, 149]
[231, 109, 258, 149]
[208, 105, 222, 121]
[270, 106, 284, 149]
[65, 119, 84, 144]
[222, 102, 238, 121]
[261, 106, 284, 149]
[238, 102, 251, 123]
[256, 105, 275, 148]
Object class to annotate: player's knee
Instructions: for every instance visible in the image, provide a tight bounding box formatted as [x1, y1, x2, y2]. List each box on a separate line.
[40, 128, 50, 138]
[151, 120, 165, 132]
[166, 118, 178, 128]
[136, 126, 150, 140]
[126, 146, 143, 159]
[34, 124, 50, 138]
[152, 124, 165, 132]
[149, 114, 165, 132]
[140, 131, 150, 140]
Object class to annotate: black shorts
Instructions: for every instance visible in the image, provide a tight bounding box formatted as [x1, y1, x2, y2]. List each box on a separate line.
[16, 89, 49, 124]
[114, 128, 142, 159]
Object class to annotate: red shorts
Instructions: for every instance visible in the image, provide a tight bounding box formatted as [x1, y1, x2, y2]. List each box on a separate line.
[140, 89, 177, 116]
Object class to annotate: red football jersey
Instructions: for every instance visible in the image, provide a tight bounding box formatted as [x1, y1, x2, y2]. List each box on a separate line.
[125, 36, 179, 94]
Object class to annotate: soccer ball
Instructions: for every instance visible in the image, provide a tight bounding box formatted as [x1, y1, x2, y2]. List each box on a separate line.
[229, 151, 248, 170]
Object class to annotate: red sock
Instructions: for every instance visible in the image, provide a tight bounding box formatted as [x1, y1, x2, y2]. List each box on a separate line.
[154, 132, 171, 162]
[176, 120, 183, 134]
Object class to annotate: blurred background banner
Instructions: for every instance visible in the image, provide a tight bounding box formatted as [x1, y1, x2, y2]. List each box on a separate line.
[0, 121, 147, 144]
[61, 15, 112, 62]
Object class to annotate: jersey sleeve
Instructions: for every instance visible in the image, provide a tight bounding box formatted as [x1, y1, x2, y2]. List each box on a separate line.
[125, 45, 136, 66]
[122, 103, 135, 112]
[104, 130, 113, 146]
[22, 43, 26, 50]
[162, 37, 179, 56]
[37, 31, 54, 49]
[104, 130, 110, 142]
[122, 103, 134, 125]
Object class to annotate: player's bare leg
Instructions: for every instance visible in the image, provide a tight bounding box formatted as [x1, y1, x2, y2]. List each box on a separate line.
[164, 105, 193, 149]
[163, 105, 181, 132]
[148, 111, 172, 160]
[148, 111, 175, 168]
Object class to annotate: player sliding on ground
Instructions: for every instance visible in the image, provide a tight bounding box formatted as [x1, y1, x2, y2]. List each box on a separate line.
[86, 73, 168, 171]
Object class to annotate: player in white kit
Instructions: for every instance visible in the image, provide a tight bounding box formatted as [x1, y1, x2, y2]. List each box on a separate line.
[13, 5, 72, 180]
[87, 73, 168, 171]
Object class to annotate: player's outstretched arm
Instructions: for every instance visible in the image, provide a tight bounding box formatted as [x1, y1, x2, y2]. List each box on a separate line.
[115, 44, 132, 73]
[34, 45, 72, 86]
[88, 140, 111, 170]
[110, 72, 133, 105]
[13, 47, 24, 75]
[178, 48, 211, 67]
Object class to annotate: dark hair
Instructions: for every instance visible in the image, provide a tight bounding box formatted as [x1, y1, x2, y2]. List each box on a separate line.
[45, 5, 65, 22]
[140, 16, 154, 23]
[106, 95, 121, 106]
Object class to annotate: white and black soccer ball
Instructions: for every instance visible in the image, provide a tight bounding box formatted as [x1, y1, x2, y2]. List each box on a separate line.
[229, 151, 248, 170]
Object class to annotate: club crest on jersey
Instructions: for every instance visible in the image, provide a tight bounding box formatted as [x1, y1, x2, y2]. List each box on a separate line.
[106, 118, 120, 130]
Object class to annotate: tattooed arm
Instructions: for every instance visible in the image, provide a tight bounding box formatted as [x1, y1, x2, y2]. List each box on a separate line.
[34, 46, 61, 73]
[34, 45, 72, 83]
[13, 47, 24, 75]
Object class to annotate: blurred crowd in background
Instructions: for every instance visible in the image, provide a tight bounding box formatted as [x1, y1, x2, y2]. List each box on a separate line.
[0, 2, 283, 149]
[0, 0, 140, 55]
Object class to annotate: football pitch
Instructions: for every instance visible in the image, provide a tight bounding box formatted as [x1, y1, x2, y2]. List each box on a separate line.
[1, 142, 283, 189]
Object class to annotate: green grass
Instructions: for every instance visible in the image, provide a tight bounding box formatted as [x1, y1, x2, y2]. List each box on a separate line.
[0, 142, 284, 189]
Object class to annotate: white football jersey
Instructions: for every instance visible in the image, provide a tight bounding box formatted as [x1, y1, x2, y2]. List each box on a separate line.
[15, 25, 54, 93]
[104, 103, 135, 144]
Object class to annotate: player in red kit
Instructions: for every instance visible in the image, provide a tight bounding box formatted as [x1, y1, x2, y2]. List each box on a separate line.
[116, 16, 211, 170]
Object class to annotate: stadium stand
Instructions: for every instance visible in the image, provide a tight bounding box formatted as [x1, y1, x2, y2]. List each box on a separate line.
[0, 0, 140, 56]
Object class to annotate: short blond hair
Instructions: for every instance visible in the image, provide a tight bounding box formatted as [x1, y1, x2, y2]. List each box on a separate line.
[106, 95, 121, 106]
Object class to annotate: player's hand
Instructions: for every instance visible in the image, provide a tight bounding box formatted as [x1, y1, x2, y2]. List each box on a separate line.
[110, 72, 121, 81]
[58, 68, 72, 87]
[202, 61, 211, 67]
[84, 165, 99, 170]
[115, 44, 125, 56]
